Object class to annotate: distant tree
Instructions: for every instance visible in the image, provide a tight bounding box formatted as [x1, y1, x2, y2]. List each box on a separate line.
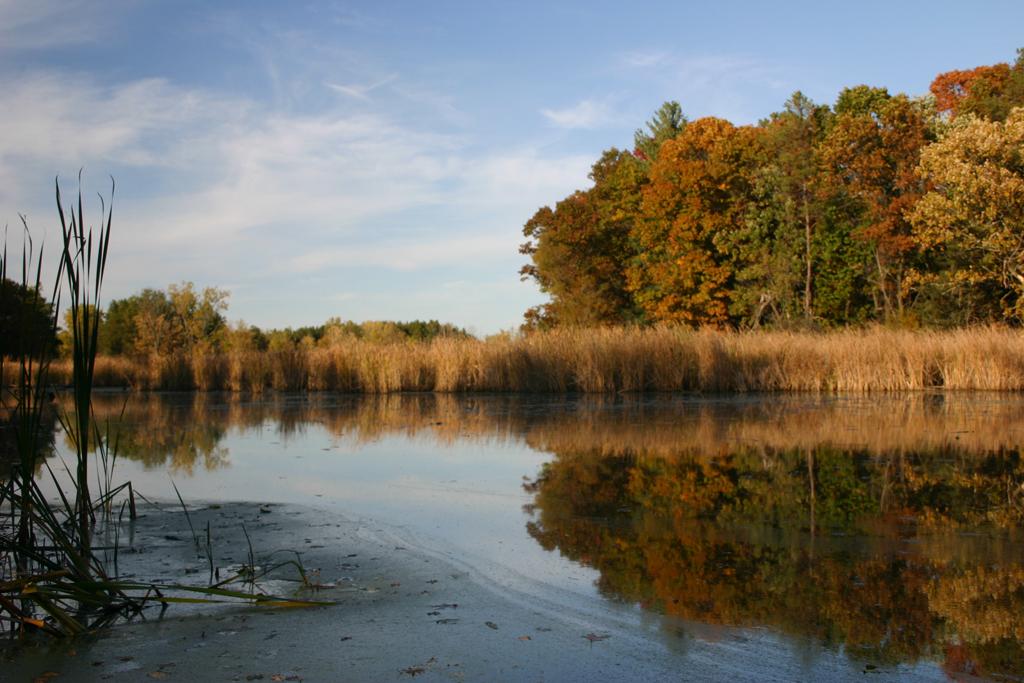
[100, 296, 139, 355]
[397, 320, 470, 340]
[0, 278, 56, 358]
[360, 321, 407, 344]
[265, 329, 295, 351]
[100, 282, 228, 355]
[58, 305, 102, 356]
[633, 101, 687, 162]
[223, 321, 268, 352]
[166, 282, 229, 351]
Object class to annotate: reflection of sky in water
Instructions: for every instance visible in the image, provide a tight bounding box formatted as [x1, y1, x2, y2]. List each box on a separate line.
[44, 393, 1024, 680]
[52, 405, 603, 604]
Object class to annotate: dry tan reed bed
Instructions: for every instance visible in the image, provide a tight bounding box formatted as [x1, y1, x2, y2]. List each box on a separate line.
[27, 327, 1024, 393]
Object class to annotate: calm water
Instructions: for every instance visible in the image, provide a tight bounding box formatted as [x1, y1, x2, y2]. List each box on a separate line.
[51, 392, 1024, 679]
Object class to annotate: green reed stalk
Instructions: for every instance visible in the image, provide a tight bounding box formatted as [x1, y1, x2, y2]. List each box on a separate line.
[56, 175, 113, 558]
[1, 216, 65, 576]
[2, 179, 324, 638]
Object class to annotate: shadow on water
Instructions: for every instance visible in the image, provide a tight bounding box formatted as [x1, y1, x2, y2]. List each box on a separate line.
[75, 391, 1024, 678]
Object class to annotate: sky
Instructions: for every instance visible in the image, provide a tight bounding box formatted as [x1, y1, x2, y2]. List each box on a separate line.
[2, 0, 1023, 335]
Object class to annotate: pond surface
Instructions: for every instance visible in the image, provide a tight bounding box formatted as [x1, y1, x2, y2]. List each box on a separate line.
[54, 392, 1024, 680]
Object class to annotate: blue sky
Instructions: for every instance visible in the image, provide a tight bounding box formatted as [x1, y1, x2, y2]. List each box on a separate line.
[2, 0, 1023, 334]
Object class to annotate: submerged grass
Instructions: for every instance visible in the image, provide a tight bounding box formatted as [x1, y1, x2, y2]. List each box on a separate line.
[33, 326, 1024, 393]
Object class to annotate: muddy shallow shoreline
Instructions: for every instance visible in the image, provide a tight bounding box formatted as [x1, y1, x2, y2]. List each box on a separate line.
[2, 502, 953, 682]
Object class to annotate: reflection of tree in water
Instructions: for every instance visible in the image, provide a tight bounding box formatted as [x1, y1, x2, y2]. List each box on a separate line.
[67, 395, 229, 474]
[0, 404, 57, 480]
[71, 391, 1024, 675]
[524, 446, 1024, 677]
[81, 392, 536, 473]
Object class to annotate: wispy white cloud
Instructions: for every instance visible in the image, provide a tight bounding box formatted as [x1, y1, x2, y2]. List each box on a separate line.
[540, 98, 618, 129]
[325, 73, 398, 100]
[619, 50, 670, 69]
[0, 69, 589, 306]
[0, 73, 244, 172]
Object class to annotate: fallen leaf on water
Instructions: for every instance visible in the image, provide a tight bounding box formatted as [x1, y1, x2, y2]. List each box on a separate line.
[583, 633, 610, 643]
[518, 635, 531, 641]
[485, 622, 499, 630]
[397, 659, 434, 679]
[147, 673, 168, 680]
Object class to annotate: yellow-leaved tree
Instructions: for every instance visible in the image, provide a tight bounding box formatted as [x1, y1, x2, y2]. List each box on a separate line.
[910, 108, 1024, 319]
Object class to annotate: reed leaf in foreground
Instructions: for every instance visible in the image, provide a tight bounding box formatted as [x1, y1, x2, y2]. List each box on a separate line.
[56, 174, 113, 557]
[3, 179, 328, 639]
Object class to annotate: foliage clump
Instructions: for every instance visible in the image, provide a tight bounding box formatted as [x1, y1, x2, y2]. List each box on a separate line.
[521, 49, 1024, 330]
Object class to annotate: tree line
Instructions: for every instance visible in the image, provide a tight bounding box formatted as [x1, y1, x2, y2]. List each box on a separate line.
[520, 50, 1024, 329]
[0, 279, 471, 358]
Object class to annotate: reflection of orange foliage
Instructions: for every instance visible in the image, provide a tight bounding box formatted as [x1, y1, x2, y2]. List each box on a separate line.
[526, 444, 1024, 673]
[927, 565, 1024, 644]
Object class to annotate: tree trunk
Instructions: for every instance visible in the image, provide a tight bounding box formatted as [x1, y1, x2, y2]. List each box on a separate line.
[802, 188, 813, 319]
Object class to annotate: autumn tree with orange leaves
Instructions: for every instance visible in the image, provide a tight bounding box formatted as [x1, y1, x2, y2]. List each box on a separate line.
[628, 118, 762, 326]
[930, 50, 1024, 121]
[520, 48, 1024, 330]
